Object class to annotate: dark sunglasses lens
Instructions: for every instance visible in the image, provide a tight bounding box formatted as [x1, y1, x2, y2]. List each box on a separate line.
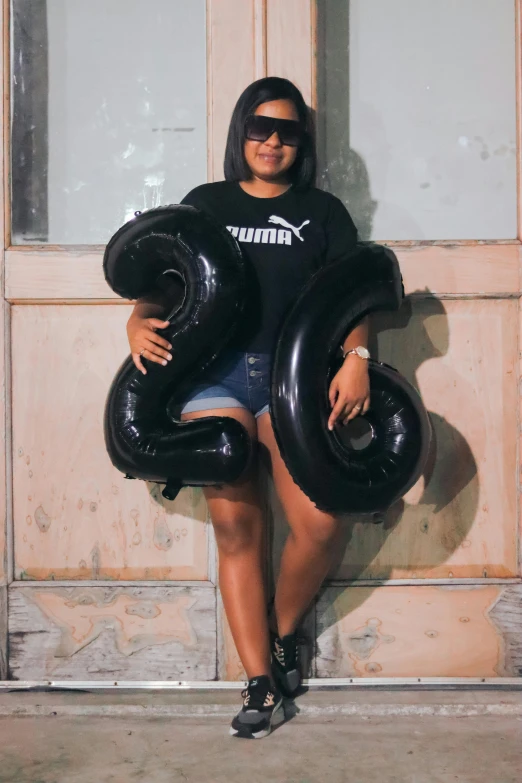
[245, 116, 273, 142]
[278, 122, 302, 147]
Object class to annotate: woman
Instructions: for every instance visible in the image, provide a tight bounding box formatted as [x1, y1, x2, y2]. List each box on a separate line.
[126, 77, 370, 739]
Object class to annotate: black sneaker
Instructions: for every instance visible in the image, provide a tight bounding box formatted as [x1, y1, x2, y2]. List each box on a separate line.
[229, 675, 284, 739]
[271, 631, 301, 698]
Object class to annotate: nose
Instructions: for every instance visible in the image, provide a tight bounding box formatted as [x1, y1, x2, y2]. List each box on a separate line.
[265, 131, 283, 148]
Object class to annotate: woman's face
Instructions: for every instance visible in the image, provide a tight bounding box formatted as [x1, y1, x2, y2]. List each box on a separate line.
[243, 99, 300, 183]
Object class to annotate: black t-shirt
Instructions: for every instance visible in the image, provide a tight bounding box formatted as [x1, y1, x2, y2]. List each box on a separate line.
[181, 181, 358, 353]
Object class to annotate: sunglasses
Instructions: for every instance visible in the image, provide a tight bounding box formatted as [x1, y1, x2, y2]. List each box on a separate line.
[244, 115, 304, 147]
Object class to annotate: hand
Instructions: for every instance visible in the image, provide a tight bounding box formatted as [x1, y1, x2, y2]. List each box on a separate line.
[328, 355, 370, 430]
[127, 316, 172, 375]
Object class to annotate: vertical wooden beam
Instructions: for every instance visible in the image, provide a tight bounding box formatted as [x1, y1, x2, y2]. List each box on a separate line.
[515, 0, 522, 242]
[254, 0, 267, 81]
[508, 13, 521, 595]
[0, 0, 9, 677]
[207, 0, 264, 182]
[266, 0, 314, 106]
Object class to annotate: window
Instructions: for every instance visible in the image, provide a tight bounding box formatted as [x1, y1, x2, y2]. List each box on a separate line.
[11, 0, 207, 244]
[316, 0, 517, 240]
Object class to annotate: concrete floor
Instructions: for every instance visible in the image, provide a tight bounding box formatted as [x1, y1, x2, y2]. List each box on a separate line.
[0, 690, 520, 783]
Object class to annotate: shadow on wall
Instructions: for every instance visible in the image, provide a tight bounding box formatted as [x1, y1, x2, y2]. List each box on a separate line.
[314, 0, 378, 241]
[267, 293, 478, 676]
[315, 0, 427, 241]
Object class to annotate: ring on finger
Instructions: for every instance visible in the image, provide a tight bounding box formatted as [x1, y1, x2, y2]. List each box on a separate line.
[139, 349, 145, 357]
[353, 405, 362, 411]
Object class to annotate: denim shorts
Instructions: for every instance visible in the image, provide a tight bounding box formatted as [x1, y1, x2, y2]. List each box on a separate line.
[179, 351, 271, 419]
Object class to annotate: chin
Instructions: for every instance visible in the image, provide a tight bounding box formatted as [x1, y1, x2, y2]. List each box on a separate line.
[254, 166, 287, 180]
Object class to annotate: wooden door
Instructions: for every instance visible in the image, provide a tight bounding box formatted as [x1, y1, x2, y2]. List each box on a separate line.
[1, 0, 521, 684]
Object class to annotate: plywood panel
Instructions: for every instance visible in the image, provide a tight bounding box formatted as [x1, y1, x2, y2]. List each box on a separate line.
[316, 584, 522, 678]
[5, 245, 520, 301]
[267, 0, 313, 106]
[208, 0, 259, 182]
[5, 249, 115, 301]
[11, 305, 209, 580]
[397, 242, 521, 295]
[330, 298, 518, 580]
[8, 585, 216, 680]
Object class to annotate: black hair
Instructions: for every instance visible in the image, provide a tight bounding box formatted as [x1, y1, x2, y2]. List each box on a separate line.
[223, 76, 316, 188]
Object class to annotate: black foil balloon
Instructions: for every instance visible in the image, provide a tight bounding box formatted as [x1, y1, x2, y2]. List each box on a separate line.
[271, 243, 432, 514]
[103, 205, 252, 501]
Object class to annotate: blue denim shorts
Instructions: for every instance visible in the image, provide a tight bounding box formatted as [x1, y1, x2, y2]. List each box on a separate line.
[179, 351, 271, 419]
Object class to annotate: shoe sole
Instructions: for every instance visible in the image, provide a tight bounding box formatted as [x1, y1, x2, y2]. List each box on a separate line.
[229, 698, 284, 739]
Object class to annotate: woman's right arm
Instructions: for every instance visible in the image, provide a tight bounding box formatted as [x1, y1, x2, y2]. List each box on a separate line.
[127, 291, 172, 375]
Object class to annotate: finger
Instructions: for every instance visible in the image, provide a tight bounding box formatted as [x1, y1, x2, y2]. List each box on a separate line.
[362, 396, 371, 415]
[140, 347, 169, 367]
[328, 382, 339, 409]
[345, 400, 364, 422]
[132, 353, 147, 376]
[148, 318, 170, 331]
[328, 398, 347, 430]
[143, 338, 172, 362]
[147, 332, 173, 351]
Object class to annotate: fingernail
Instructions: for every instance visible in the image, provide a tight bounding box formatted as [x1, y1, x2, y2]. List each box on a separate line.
[162, 360, 167, 366]
[167, 354, 172, 361]
[168, 344, 172, 350]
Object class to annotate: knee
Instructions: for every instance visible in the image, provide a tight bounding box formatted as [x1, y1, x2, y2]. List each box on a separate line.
[212, 513, 261, 556]
[292, 513, 340, 549]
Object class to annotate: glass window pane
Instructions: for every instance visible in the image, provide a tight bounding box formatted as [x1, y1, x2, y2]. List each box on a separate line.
[11, 0, 207, 244]
[317, 0, 517, 240]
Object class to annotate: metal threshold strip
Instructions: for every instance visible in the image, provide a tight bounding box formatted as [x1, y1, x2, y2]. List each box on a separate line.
[1, 677, 521, 691]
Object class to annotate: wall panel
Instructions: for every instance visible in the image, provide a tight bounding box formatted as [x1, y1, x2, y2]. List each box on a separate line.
[316, 584, 522, 678]
[336, 298, 518, 580]
[8, 585, 216, 680]
[11, 305, 209, 581]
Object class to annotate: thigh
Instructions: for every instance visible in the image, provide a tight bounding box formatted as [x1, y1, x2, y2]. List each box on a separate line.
[257, 412, 338, 536]
[181, 407, 262, 515]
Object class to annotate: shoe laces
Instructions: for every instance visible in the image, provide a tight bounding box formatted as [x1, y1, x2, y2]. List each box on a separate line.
[241, 679, 276, 709]
[274, 634, 299, 669]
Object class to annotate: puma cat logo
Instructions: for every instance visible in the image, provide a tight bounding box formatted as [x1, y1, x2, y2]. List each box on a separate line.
[268, 215, 310, 241]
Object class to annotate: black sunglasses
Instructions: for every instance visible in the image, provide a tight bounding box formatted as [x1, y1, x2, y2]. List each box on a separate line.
[244, 115, 304, 147]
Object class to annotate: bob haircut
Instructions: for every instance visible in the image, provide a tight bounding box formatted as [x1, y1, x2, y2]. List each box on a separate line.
[223, 77, 316, 188]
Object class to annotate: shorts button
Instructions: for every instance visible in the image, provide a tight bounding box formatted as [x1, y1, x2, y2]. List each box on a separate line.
[249, 370, 257, 377]
[248, 357, 256, 364]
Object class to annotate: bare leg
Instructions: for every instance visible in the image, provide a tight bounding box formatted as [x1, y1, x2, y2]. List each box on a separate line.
[182, 408, 270, 679]
[257, 412, 342, 638]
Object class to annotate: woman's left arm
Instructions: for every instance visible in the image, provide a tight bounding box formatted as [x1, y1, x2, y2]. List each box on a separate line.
[327, 316, 370, 430]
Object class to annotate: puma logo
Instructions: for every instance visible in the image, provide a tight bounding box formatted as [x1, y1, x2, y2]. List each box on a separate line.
[227, 216, 310, 246]
[268, 215, 310, 241]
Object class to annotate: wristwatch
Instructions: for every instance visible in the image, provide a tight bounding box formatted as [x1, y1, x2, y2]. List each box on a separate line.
[342, 345, 370, 360]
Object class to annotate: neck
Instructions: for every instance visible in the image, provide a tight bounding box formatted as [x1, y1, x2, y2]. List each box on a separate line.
[239, 176, 291, 199]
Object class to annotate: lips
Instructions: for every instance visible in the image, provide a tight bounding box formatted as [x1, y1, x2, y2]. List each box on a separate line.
[258, 154, 282, 163]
